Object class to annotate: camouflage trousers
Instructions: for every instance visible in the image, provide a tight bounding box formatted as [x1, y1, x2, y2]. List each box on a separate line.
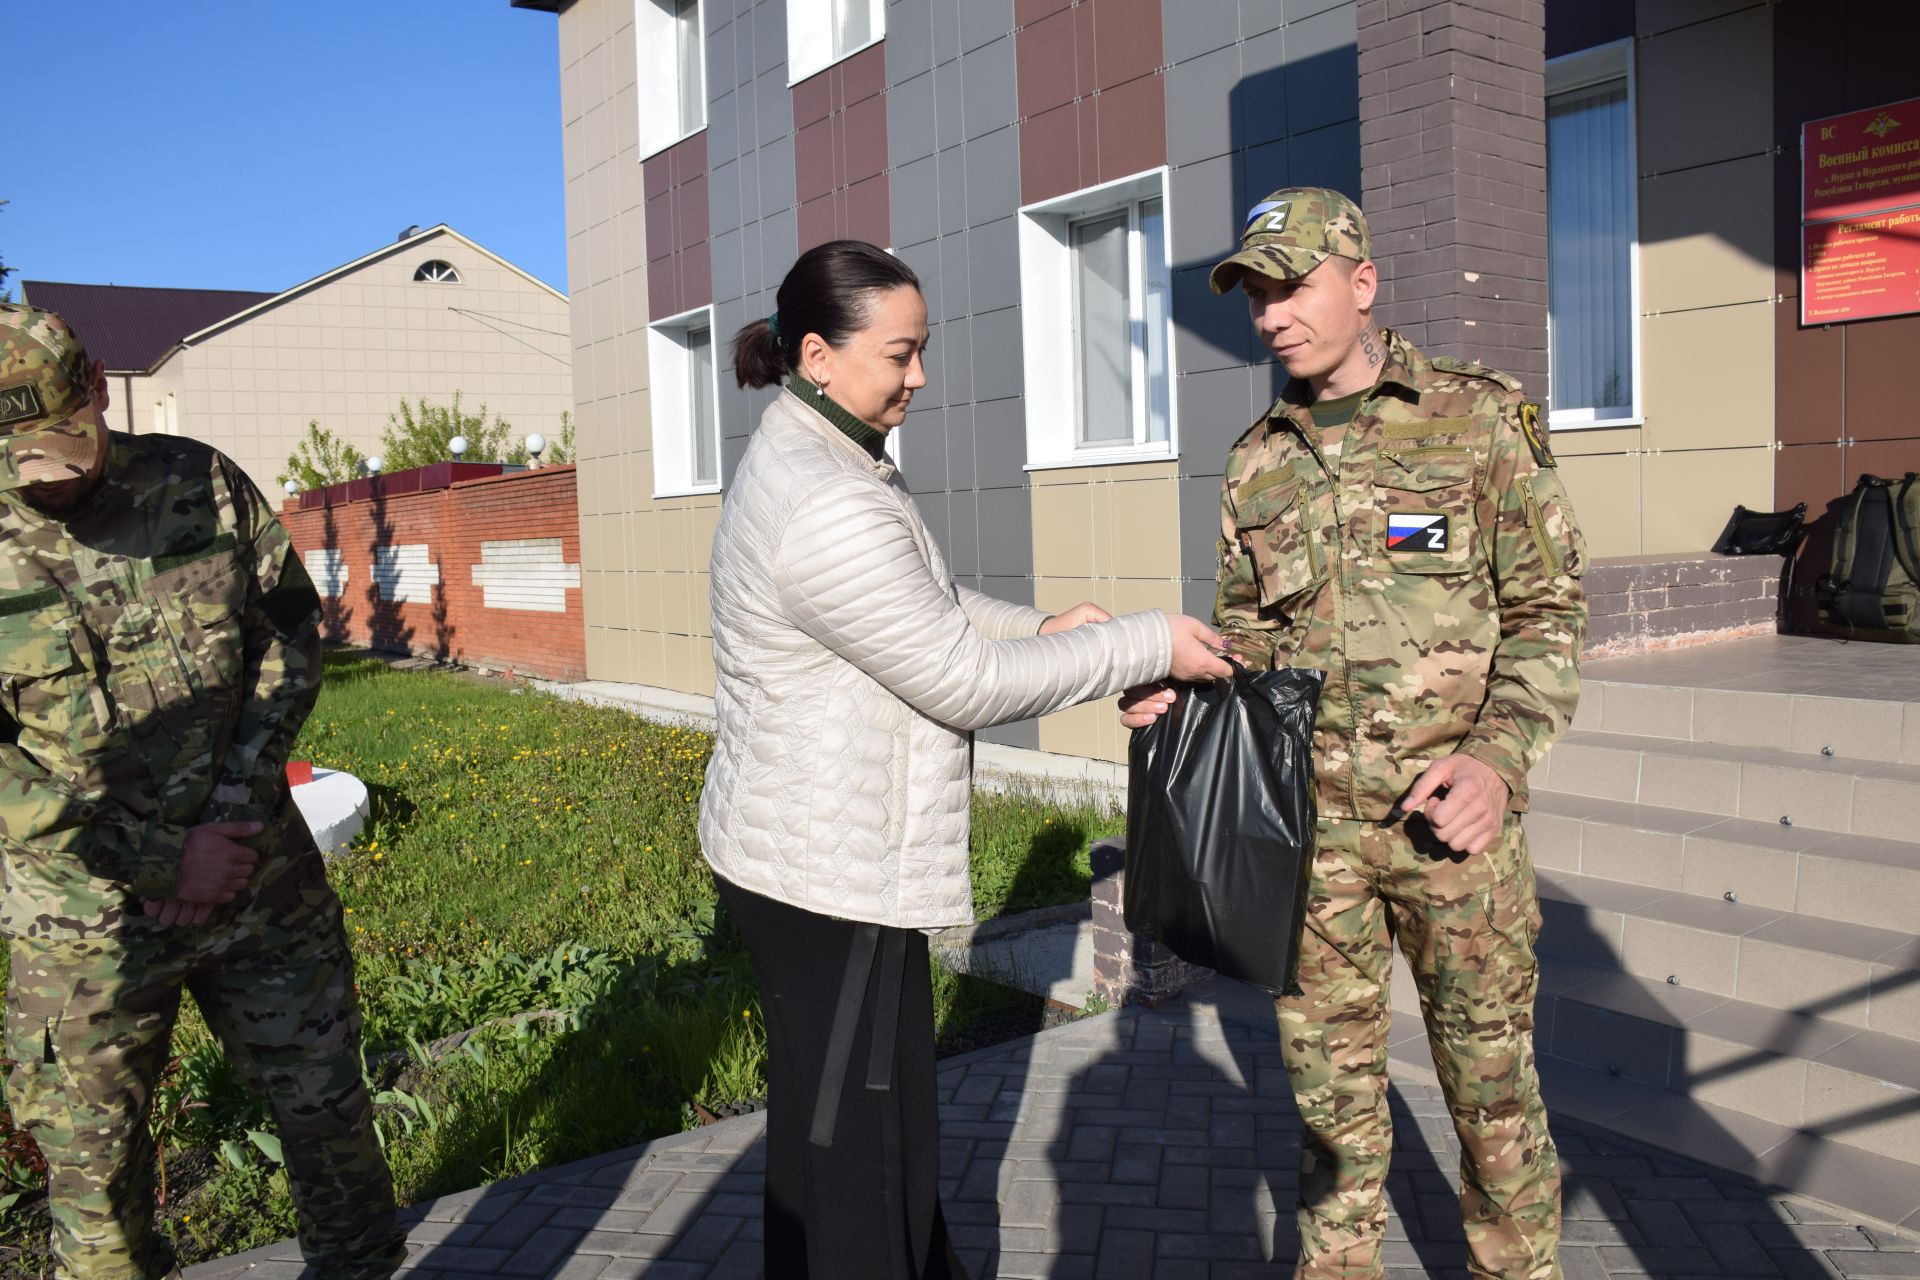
[3, 922, 405, 1280]
[1276, 816, 1561, 1280]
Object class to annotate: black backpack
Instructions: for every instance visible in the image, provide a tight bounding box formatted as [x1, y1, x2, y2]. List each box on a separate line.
[1818, 472, 1920, 642]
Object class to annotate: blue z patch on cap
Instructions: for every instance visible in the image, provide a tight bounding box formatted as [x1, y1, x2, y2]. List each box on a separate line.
[1387, 513, 1448, 551]
[1243, 200, 1290, 234]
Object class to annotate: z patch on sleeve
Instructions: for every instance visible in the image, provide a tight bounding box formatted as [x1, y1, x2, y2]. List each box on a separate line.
[1519, 401, 1554, 468]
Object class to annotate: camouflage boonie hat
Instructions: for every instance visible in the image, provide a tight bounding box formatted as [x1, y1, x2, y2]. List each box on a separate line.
[0, 304, 101, 491]
[1207, 186, 1372, 294]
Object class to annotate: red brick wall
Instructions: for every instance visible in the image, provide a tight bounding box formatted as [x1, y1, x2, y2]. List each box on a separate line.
[280, 466, 585, 682]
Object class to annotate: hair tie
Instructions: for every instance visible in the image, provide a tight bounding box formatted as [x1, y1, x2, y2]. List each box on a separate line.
[766, 312, 781, 340]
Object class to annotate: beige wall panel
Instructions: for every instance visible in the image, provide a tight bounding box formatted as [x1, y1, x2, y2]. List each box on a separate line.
[1640, 446, 1775, 556]
[1635, 7, 1770, 175]
[1639, 155, 1774, 315]
[1031, 482, 1096, 579]
[1557, 452, 1643, 559]
[585, 626, 635, 685]
[1641, 302, 1774, 451]
[1106, 475, 1183, 579]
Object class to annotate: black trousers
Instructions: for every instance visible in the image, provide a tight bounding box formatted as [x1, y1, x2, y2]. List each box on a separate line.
[715, 874, 968, 1280]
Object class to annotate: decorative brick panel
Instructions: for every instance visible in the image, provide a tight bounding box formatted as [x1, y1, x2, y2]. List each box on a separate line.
[1582, 554, 1781, 658]
[281, 466, 586, 681]
[646, 132, 713, 320]
[1015, 0, 1167, 205]
[793, 43, 891, 253]
[1358, 0, 1549, 398]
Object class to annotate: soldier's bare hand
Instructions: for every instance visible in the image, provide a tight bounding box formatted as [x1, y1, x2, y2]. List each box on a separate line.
[1119, 682, 1177, 728]
[1400, 754, 1509, 856]
[174, 821, 264, 905]
[142, 897, 217, 928]
[1040, 601, 1113, 634]
[1168, 616, 1235, 683]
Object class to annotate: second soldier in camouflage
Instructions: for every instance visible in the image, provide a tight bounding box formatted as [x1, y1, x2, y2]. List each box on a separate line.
[0, 305, 404, 1279]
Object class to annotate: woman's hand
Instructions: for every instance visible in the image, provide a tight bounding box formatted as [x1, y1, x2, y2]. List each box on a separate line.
[1167, 615, 1234, 683]
[1039, 601, 1112, 634]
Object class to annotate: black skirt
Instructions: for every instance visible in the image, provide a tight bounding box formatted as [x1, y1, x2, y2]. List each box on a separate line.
[715, 874, 970, 1280]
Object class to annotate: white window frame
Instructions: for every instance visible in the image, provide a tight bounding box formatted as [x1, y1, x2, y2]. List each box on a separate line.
[1018, 167, 1178, 470]
[785, 0, 885, 87]
[635, 0, 706, 162]
[648, 305, 723, 497]
[1545, 39, 1642, 430]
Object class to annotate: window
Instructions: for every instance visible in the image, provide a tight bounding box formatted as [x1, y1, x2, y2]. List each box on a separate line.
[413, 260, 461, 283]
[648, 307, 722, 495]
[786, 0, 884, 85]
[1546, 40, 1639, 428]
[636, 0, 706, 160]
[1019, 170, 1176, 468]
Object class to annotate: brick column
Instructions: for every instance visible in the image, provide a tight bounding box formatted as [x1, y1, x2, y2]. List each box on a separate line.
[1358, 0, 1549, 398]
[1089, 840, 1207, 1009]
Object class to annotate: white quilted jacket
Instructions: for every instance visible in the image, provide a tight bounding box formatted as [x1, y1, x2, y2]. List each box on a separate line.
[699, 390, 1173, 929]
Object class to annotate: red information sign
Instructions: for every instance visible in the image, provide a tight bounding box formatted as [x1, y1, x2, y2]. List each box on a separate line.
[1804, 97, 1920, 222]
[1803, 96, 1920, 323]
[1802, 208, 1920, 325]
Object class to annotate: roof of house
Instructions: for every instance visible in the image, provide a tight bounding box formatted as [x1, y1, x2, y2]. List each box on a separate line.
[20, 226, 565, 376]
[16, 281, 275, 373]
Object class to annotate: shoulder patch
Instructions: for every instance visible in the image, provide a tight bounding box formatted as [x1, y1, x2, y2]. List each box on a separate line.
[1428, 355, 1523, 394]
[1519, 401, 1555, 468]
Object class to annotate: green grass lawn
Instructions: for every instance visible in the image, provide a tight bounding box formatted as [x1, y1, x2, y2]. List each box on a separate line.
[0, 650, 1125, 1272]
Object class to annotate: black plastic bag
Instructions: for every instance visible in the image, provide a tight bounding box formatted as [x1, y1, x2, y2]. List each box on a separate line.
[1123, 665, 1325, 995]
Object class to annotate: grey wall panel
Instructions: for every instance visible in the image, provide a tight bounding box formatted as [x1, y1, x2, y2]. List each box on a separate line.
[888, 0, 934, 83]
[1180, 472, 1225, 588]
[894, 155, 942, 249]
[947, 491, 982, 577]
[890, 73, 938, 167]
[976, 490, 1034, 582]
[1166, 0, 1242, 65]
[959, 0, 1013, 57]
[1177, 365, 1261, 480]
[964, 128, 1020, 230]
[960, 36, 1018, 142]
[971, 309, 1023, 402]
[969, 217, 1021, 314]
[971, 397, 1027, 492]
[1166, 47, 1240, 167]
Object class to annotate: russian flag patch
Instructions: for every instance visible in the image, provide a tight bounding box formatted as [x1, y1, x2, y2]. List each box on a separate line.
[1387, 513, 1448, 551]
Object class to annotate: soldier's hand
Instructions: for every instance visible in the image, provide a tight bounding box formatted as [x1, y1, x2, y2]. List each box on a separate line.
[141, 897, 218, 928]
[1400, 755, 1509, 856]
[173, 820, 265, 905]
[1040, 601, 1113, 634]
[1119, 682, 1176, 728]
[1168, 616, 1235, 683]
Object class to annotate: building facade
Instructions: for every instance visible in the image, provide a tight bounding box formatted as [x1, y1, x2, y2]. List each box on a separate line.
[24, 226, 574, 501]
[516, 0, 1920, 763]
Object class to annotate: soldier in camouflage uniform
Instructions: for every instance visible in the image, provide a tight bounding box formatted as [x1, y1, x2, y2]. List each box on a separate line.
[0, 305, 404, 1279]
[1124, 189, 1586, 1280]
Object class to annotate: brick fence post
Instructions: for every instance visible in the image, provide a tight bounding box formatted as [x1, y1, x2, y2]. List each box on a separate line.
[1089, 838, 1207, 1009]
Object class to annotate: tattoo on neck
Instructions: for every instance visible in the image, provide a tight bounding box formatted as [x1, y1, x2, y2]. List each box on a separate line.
[1360, 329, 1383, 368]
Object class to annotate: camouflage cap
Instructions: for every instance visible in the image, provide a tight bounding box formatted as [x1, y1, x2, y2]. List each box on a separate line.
[1207, 187, 1372, 294]
[0, 304, 101, 491]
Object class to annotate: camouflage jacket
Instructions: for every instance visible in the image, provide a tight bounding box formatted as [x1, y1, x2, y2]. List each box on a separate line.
[1215, 329, 1586, 819]
[0, 432, 326, 940]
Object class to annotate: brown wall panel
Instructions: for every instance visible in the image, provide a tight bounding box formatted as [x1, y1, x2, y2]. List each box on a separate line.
[792, 43, 889, 255]
[1845, 439, 1920, 483]
[1842, 317, 1920, 441]
[1777, 443, 1846, 516]
[1774, 303, 1843, 446]
[643, 133, 711, 320]
[1016, 0, 1166, 206]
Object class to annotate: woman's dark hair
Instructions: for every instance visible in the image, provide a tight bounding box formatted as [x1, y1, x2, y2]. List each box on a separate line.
[732, 240, 921, 389]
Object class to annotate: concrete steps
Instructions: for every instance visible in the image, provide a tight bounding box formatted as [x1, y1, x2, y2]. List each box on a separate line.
[1484, 658, 1920, 1225]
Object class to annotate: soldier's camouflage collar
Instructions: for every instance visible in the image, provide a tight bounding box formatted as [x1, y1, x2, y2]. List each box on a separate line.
[1275, 327, 1423, 413]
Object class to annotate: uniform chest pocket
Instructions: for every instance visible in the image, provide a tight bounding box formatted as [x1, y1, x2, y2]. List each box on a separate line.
[146, 541, 248, 692]
[1233, 474, 1325, 609]
[0, 597, 88, 738]
[1375, 449, 1479, 576]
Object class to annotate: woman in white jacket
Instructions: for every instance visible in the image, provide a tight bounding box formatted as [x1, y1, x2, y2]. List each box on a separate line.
[701, 241, 1231, 1278]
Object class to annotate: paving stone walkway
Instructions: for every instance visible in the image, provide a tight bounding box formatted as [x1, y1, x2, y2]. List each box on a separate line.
[189, 1002, 1920, 1279]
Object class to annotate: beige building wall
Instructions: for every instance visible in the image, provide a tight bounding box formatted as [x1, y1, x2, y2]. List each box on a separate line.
[1030, 462, 1186, 765]
[1556, 4, 1777, 557]
[561, 0, 720, 695]
[146, 228, 571, 500]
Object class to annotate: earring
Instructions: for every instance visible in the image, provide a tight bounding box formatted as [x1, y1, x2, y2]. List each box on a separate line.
[815, 383, 825, 396]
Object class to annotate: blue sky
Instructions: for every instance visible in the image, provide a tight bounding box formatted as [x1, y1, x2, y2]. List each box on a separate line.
[4, 3, 566, 295]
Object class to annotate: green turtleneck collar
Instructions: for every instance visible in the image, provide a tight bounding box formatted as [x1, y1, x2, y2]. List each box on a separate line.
[788, 373, 888, 461]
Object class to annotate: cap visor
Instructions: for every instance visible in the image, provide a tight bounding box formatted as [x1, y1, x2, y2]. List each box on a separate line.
[1207, 246, 1327, 294]
[1, 420, 102, 490]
